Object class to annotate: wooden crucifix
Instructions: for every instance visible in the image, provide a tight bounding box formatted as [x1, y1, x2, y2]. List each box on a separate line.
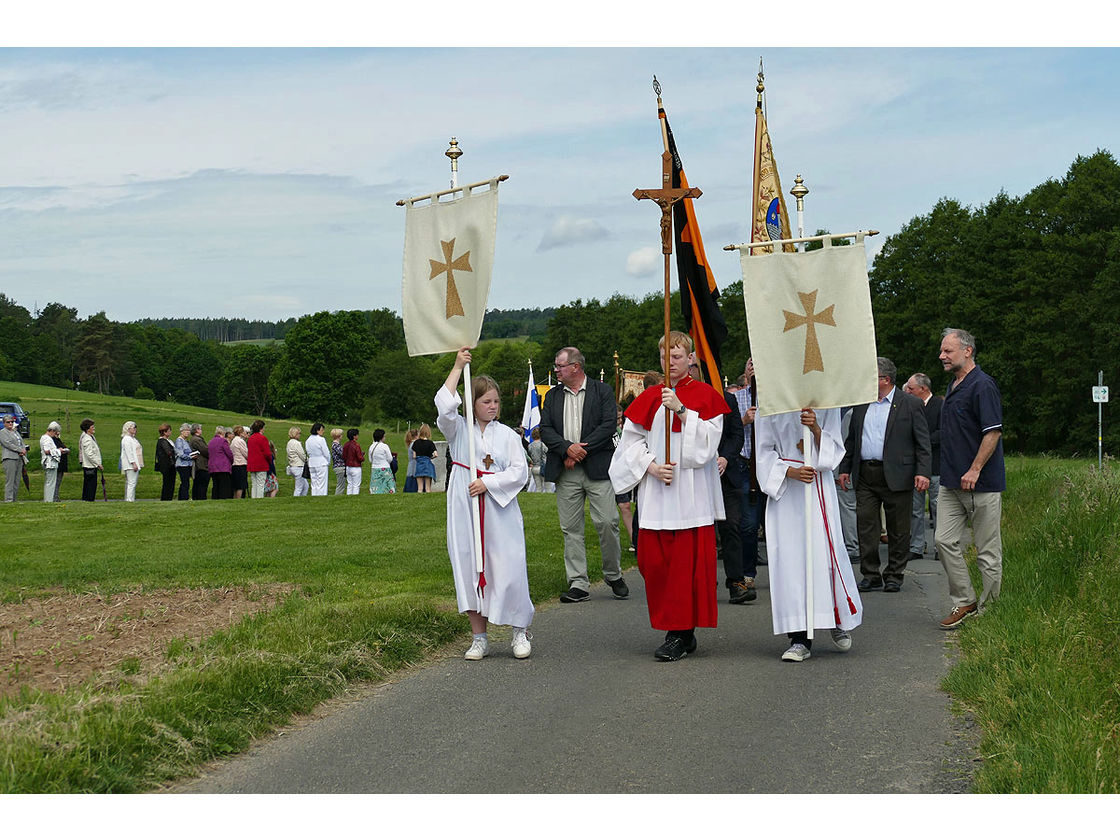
[633, 148, 702, 462]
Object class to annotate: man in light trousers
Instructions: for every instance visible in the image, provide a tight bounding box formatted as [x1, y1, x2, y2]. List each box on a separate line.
[934, 328, 1005, 630]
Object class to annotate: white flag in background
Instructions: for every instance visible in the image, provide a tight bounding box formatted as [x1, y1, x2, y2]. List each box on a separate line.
[402, 180, 500, 357]
[739, 241, 878, 416]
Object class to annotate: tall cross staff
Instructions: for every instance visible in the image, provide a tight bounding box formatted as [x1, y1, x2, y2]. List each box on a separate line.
[633, 78, 702, 462]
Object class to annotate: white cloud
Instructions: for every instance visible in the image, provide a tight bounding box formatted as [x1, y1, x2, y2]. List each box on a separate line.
[625, 246, 659, 278]
[536, 215, 610, 251]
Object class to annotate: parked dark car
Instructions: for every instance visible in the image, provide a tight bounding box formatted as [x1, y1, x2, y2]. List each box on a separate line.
[0, 402, 30, 438]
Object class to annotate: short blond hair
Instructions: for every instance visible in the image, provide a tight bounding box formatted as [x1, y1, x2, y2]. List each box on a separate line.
[289, 426, 301, 439]
[658, 330, 693, 353]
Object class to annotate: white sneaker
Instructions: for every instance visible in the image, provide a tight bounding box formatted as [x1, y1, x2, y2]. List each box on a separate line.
[830, 628, 853, 652]
[511, 628, 532, 659]
[781, 643, 811, 662]
[464, 637, 489, 661]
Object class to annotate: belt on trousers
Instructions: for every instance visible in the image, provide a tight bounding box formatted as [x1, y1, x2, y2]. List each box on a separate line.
[861, 459, 883, 466]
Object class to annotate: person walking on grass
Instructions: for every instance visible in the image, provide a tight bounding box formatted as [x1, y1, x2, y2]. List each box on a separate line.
[412, 424, 438, 493]
[287, 427, 309, 497]
[437, 347, 534, 661]
[342, 428, 364, 495]
[78, 418, 103, 502]
[367, 429, 395, 494]
[305, 423, 331, 497]
[120, 421, 144, 502]
[1, 414, 28, 502]
[40, 421, 67, 502]
[155, 423, 177, 501]
[246, 420, 271, 499]
[174, 423, 195, 500]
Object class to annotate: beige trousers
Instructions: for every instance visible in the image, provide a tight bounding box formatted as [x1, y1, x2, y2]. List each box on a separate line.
[934, 486, 1003, 608]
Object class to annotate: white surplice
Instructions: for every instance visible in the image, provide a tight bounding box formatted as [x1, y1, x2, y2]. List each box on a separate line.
[756, 408, 864, 636]
[608, 409, 725, 529]
[436, 386, 534, 628]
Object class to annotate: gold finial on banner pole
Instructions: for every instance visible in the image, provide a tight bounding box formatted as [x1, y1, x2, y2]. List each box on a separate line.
[790, 173, 809, 253]
[446, 137, 462, 190]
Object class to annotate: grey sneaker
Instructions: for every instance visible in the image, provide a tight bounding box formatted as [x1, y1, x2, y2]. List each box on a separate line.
[830, 628, 852, 652]
[781, 643, 811, 662]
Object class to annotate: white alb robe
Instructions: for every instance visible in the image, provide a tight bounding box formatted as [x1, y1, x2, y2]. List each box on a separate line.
[436, 386, 534, 628]
[756, 408, 864, 635]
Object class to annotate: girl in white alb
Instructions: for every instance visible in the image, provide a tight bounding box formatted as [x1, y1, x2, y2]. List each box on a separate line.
[436, 347, 534, 661]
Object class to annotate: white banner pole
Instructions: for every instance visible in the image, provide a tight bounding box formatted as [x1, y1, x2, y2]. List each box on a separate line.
[804, 423, 814, 640]
[462, 361, 485, 596]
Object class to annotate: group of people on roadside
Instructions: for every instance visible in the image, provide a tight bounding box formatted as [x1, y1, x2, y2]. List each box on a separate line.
[20, 417, 445, 503]
[433, 327, 1005, 668]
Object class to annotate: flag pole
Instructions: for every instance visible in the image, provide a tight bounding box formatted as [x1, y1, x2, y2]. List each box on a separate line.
[752, 60, 813, 640]
[657, 80, 673, 463]
[446, 137, 486, 597]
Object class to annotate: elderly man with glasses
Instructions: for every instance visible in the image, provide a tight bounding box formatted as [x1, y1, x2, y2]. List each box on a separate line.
[1, 415, 29, 502]
[540, 346, 627, 603]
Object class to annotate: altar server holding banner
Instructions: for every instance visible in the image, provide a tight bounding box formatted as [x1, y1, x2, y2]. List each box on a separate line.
[401, 167, 532, 660]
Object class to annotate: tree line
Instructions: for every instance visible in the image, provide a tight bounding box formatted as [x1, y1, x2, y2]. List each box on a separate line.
[1, 150, 1115, 453]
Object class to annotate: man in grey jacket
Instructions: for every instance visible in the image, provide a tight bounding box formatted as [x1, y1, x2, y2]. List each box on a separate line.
[540, 346, 626, 603]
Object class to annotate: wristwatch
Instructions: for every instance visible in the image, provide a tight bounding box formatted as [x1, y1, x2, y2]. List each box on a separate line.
[675, 404, 687, 416]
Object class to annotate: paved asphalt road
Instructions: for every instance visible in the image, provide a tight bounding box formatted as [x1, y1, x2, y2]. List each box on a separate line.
[176, 524, 974, 794]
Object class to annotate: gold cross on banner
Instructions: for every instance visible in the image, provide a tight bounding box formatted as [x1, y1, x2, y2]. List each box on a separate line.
[429, 238, 472, 318]
[783, 289, 836, 374]
[482, 453, 494, 470]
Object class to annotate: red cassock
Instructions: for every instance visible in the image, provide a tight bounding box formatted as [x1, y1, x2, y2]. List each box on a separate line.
[612, 377, 729, 631]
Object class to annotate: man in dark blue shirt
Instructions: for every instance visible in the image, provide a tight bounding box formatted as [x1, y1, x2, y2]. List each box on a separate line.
[934, 328, 1005, 629]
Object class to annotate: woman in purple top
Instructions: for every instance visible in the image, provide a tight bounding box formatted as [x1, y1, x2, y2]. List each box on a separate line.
[208, 425, 235, 499]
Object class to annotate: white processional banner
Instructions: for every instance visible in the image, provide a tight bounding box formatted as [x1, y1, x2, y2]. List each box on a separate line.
[402, 181, 499, 357]
[739, 241, 878, 416]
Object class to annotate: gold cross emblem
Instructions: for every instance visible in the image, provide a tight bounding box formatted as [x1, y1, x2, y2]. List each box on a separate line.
[783, 289, 836, 374]
[482, 453, 494, 470]
[429, 238, 472, 319]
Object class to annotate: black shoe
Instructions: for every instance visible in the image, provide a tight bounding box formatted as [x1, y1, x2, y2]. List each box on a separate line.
[654, 636, 690, 661]
[728, 579, 757, 604]
[908, 552, 924, 562]
[884, 581, 901, 593]
[560, 587, 590, 603]
[608, 577, 630, 600]
[857, 578, 883, 592]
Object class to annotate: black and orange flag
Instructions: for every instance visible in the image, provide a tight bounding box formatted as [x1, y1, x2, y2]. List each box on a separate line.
[660, 106, 727, 395]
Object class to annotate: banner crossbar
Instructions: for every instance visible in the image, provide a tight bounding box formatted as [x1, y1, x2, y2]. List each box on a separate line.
[396, 174, 509, 207]
[723, 229, 879, 252]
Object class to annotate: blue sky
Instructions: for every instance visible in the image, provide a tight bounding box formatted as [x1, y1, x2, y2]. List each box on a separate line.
[2, 8, 1118, 323]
